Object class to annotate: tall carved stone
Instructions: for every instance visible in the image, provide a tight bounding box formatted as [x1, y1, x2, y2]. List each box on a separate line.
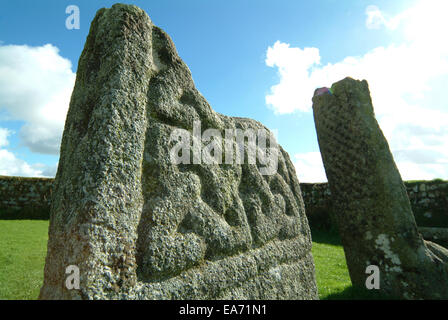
[312, 77, 448, 299]
[39, 4, 318, 299]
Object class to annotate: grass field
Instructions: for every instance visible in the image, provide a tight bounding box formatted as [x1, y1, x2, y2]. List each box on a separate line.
[0, 220, 49, 300]
[0, 220, 388, 300]
[310, 230, 392, 299]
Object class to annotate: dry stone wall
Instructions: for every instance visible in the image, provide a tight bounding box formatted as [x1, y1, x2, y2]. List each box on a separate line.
[0, 176, 52, 219]
[1, 176, 446, 228]
[301, 180, 448, 229]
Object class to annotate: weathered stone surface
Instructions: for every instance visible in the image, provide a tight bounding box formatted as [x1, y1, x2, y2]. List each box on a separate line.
[39, 4, 318, 300]
[312, 77, 448, 299]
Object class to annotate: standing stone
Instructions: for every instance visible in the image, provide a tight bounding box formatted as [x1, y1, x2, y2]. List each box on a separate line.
[39, 4, 318, 300]
[312, 77, 448, 299]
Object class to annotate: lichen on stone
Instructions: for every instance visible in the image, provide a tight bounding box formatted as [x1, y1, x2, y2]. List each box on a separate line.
[39, 4, 318, 300]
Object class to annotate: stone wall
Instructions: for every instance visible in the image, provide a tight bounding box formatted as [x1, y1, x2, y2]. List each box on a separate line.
[0, 176, 53, 219]
[406, 180, 448, 227]
[1, 175, 447, 226]
[302, 179, 448, 229]
[300, 183, 335, 230]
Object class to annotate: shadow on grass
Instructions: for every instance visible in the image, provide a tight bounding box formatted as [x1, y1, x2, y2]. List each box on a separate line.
[311, 228, 342, 246]
[0, 208, 49, 220]
[325, 285, 398, 300]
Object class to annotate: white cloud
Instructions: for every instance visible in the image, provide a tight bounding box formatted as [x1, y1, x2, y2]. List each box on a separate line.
[40, 163, 58, 177]
[0, 127, 11, 148]
[265, 42, 320, 114]
[365, 5, 402, 30]
[365, 5, 387, 30]
[265, 0, 448, 181]
[366, 0, 448, 53]
[0, 128, 55, 177]
[293, 152, 327, 183]
[0, 149, 43, 177]
[0, 43, 75, 154]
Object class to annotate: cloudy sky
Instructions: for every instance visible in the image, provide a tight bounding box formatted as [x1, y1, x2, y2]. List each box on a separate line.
[0, 0, 447, 182]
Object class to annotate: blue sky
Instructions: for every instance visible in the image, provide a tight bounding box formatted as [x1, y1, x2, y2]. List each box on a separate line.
[1, 0, 447, 181]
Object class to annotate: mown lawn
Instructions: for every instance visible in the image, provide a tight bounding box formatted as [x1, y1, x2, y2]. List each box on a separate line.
[0, 220, 48, 300]
[0, 220, 389, 300]
[311, 230, 352, 298]
[311, 229, 394, 300]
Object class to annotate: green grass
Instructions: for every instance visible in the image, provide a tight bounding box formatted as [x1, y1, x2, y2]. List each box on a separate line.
[311, 229, 394, 299]
[311, 229, 352, 299]
[0, 220, 390, 300]
[0, 220, 48, 300]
